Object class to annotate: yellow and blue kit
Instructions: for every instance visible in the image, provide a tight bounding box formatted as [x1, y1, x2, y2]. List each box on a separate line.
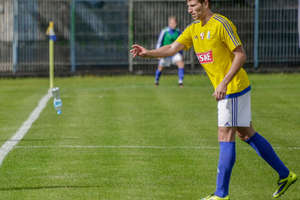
[176, 14, 250, 97]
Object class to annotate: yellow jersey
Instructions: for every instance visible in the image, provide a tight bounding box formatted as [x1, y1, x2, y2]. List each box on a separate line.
[176, 14, 250, 96]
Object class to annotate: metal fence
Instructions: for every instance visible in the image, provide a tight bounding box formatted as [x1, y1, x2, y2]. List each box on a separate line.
[0, 0, 129, 75]
[0, 0, 13, 72]
[130, 0, 300, 71]
[71, 0, 128, 70]
[0, 0, 299, 75]
[129, 0, 196, 73]
[259, 0, 299, 64]
[16, 0, 70, 73]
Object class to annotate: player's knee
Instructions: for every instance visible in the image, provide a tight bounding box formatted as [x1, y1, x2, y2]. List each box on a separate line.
[218, 127, 236, 142]
[237, 133, 250, 141]
[177, 61, 184, 68]
[237, 127, 255, 141]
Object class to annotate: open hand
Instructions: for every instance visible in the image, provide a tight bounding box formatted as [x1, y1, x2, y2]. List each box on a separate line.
[130, 44, 149, 58]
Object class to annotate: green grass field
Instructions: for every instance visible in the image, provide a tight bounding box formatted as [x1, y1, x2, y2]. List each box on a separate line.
[0, 74, 299, 200]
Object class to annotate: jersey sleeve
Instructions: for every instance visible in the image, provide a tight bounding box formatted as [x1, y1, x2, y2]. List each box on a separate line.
[156, 28, 166, 49]
[218, 18, 242, 52]
[175, 26, 193, 51]
[177, 29, 182, 36]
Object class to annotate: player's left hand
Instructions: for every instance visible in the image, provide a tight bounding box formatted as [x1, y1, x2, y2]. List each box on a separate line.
[213, 81, 227, 101]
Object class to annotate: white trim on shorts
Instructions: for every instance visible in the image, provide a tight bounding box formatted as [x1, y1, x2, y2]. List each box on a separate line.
[158, 53, 183, 67]
[218, 89, 251, 127]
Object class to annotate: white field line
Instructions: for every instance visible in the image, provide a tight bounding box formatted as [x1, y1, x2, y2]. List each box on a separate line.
[14, 145, 300, 151]
[0, 92, 51, 166]
[15, 145, 219, 150]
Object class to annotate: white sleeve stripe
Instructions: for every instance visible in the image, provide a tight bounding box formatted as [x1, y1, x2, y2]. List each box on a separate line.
[156, 28, 167, 49]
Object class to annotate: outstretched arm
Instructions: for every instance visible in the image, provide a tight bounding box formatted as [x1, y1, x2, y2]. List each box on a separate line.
[213, 46, 247, 101]
[130, 42, 185, 58]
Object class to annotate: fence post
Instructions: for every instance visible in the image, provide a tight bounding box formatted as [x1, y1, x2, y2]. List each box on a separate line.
[128, 0, 133, 73]
[12, 0, 18, 73]
[70, 0, 76, 73]
[254, 0, 259, 68]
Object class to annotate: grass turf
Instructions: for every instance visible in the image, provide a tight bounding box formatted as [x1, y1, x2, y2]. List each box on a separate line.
[0, 74, 299, 200]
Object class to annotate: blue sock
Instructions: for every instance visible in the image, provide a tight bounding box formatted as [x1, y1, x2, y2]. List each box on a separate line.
[215, 142, 236, 198]
[155, 69, 162, 82]
[178, 68, 184, 83]
[246, 133, 289, 179]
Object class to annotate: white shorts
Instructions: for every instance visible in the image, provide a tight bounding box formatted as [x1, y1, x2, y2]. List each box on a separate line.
[218, 91, 251, 127]
[158, 53, 183, 67]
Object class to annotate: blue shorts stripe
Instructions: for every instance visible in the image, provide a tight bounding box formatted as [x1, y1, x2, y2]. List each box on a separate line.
[234, 98, 236, 126]
[231, 98, 234, 126]
[233, 98, 235, 126]
[235, 97, 238, 126]
[231, 97, 238, 127]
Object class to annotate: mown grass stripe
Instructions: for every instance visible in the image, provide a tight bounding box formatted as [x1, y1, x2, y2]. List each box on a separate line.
[0, 91, 51, 166]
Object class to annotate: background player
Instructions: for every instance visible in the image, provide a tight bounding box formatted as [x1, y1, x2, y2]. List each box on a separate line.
[130, 0, 297, 199]
[155, 16, 185, 87]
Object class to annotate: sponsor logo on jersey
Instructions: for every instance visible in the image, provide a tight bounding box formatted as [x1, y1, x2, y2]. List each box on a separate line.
[207, 31, 211, 39]
[200, 32, 205, 40]
[196, 50, 214, 64]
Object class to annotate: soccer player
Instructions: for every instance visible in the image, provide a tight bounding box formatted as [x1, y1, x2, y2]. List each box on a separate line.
[130, 0, 297, 199]
[155, 16, 185, 87]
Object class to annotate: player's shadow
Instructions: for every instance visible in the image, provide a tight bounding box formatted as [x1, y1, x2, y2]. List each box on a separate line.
[0, 185, 101, 191]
